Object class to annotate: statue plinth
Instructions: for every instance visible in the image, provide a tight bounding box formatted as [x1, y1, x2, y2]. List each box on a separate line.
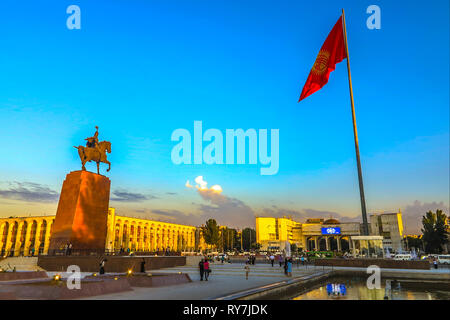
[49, 170, 111, 253]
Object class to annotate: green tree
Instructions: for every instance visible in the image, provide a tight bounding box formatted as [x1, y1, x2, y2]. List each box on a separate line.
[242, 228, 256, 250]
[234, 231, 242, 251]
[221, 228, 237, 252]
[252, 242, 262, 250]
[421, 210, 449, 254]
[202, 219, 220, 250]
[403, 236, 423, 251]
[291, 243, 298, 254]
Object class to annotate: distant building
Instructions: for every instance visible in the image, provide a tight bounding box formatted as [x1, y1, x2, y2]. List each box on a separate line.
[255, 217, 302, 252]
[0, 208, 205, 257]
[255, 216, 360, 253]
[369, 210, 404, 252]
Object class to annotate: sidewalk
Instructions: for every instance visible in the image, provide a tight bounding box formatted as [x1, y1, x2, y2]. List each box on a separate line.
[83, 263, 316, 300]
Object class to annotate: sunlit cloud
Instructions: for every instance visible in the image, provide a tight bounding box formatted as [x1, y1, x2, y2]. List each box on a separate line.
[186, 176, 223, 194]
[184, 176, 253, 228]
[194, 176, 208, 190]
[210, 185, 222, 193]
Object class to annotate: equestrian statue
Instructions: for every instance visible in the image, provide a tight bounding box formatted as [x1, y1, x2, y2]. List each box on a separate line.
[74, 126, 111, 174]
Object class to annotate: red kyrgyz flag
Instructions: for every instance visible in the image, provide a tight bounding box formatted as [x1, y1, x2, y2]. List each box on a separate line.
[299, 17, 347, 101]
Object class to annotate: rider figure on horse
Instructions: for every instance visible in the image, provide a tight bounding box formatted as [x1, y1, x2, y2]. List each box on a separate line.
[75, 126, 111, 174]
[85, 126, 100, 153]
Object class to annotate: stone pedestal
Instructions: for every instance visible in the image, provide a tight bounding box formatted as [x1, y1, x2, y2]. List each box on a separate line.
[49, 171, 111, 254]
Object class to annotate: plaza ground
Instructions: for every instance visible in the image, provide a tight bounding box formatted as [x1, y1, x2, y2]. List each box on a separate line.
[80, 261, 450, 300]
[1, 257, 448, 300]
[81, 262, 324, 300]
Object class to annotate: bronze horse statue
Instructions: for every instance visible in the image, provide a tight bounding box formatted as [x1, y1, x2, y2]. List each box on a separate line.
[74, 141, 111, 174]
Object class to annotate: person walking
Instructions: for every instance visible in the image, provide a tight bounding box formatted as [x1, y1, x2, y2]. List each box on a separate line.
[433, 258, 438, 269]
[204, 259, 210, 281]
[287, 259, 292, 277]
[244, 262, 250, 280]
[301, 256, 305, 266]
[270, 254, 275, 267]
[278, 255, 283, 267]
[199, 258, 205, 281]
[99, 258, 107, 275]
[140, 258, 146, 273]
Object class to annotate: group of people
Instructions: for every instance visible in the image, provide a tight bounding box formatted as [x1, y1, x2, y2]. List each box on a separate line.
[62, 242, 73, 255]
[198, 258, 211, 281]
[246, 255, 256, 265]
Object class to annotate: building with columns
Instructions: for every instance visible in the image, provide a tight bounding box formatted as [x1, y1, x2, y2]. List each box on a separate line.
[256, 216, 361, 253]
[301, 218, 360, 252]
[1, 208, 206, 257]
[105, 208, 199, 253]
[0, 215, 54, 257]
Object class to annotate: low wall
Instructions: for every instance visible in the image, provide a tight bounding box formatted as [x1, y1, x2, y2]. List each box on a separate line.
[314, 258, 430, 270]
[185, 256, 203, 266]
[0, 257, 44, 271]
[0, 278, 132, 300]
[0, 271, 48, 282]
[0, 292, 17, 300]
[37, 256, 186, 272]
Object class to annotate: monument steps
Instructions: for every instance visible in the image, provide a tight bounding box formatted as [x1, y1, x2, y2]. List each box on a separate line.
[0, 257, 45, 272]
[148, 264, 319, 278]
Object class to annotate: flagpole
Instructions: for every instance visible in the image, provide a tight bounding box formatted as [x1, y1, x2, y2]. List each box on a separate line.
[341, 9, 369, 236]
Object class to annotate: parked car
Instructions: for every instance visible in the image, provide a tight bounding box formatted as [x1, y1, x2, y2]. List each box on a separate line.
[393, 254, 412, 261]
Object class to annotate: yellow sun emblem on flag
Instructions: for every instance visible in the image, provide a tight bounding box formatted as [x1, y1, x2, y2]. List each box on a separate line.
[312, 50, 330, 76]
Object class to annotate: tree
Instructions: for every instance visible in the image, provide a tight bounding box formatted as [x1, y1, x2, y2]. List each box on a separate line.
[202, 219, 220, 250]
[242, 228, 256, 251]
[403, 235, 423, 251]
[221, 227, 237, 252]
[234, 231, 242, 251]
[421, 210, 449, 254]
[252, 242, 262, 250]
[291, 243, 298, 254]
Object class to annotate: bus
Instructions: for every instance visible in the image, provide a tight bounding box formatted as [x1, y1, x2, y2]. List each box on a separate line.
[437, 255, 450, 264]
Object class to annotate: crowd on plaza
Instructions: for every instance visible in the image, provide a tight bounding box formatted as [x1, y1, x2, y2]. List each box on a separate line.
[196, 253, 308, 281]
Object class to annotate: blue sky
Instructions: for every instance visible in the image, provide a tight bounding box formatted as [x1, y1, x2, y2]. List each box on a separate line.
[0, 0, 448, 233]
